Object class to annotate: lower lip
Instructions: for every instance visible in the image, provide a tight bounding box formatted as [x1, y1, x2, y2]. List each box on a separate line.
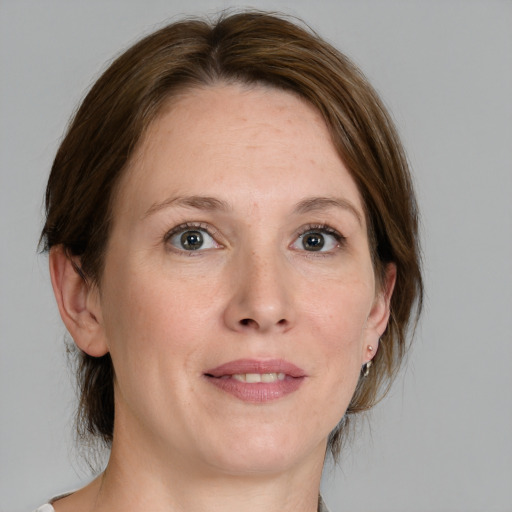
[205, 375, 305, 403]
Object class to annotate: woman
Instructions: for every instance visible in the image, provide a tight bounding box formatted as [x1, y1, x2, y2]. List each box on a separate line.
[37, 11, 422, 512]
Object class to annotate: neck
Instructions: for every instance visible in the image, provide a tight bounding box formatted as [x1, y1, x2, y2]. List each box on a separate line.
[94, 441, 324, 512]
[86, 410, 326, 512]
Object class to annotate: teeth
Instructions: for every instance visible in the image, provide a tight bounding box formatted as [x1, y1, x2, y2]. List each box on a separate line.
[232, 373, 286, 383]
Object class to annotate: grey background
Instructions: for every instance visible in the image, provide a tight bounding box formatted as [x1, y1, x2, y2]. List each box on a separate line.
[1, 1, 511, 511]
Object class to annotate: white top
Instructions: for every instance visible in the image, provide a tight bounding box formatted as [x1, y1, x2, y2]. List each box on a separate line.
[35, 494, 330, 511]
[34, 506, 54, 512]
[34, 492, 72, 512]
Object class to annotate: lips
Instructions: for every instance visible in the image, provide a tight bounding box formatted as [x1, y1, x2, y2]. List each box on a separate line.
[204, 359, 306, 403]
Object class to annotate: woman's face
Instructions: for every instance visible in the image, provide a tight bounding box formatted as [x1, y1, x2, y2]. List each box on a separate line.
[94, 84, 389, 476]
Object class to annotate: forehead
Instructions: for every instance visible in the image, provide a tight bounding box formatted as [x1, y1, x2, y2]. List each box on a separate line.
[115, 83, 365, 220]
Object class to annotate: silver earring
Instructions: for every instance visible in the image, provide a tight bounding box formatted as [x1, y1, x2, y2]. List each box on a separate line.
[362, 360, 372, 377]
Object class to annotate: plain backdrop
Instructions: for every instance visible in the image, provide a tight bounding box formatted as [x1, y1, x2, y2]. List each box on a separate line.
[1, 1, 511, 511]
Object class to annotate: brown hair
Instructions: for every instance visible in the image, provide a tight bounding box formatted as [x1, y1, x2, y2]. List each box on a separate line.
[41, 11, 422, 461]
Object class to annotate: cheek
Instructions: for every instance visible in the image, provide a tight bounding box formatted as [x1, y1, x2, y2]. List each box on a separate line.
[103, 242, 212, 333]
[98, 266, 211, 432]
[99, 259, 185, 381]
[99, 255, 231, 400]
[305, 273, 373, 341]
[302, 276, 373, 398]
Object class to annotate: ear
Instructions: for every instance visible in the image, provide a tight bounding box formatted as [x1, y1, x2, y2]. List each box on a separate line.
[49, 246, 109, 357]
[362, 263, 396, 364]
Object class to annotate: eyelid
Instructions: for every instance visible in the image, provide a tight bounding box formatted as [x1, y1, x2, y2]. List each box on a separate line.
[164, 222, 218, 239]
[295, 223, 345, 241]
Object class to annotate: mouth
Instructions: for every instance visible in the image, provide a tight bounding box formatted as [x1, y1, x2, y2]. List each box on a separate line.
[204, 359, 306, 403]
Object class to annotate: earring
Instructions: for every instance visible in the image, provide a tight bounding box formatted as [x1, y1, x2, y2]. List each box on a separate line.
[362, 360, 372, 377]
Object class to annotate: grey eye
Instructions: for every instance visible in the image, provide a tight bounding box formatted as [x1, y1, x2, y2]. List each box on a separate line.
[291, 229, 340, 253]
[302, 232, 325, 251]
[180, 230, 204, 250]
[168, 228, 218, 251]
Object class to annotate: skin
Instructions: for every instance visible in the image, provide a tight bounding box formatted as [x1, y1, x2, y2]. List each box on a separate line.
[50, 83, 395, 512]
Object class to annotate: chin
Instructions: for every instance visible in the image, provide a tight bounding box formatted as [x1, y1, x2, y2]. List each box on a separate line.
[199, 427, 326, 477]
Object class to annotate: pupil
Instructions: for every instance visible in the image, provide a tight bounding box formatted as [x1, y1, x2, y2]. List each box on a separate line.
[181, 230, 203, 250]
[303, 232, 324, 251]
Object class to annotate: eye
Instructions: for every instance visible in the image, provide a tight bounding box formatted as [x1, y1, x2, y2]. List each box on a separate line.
[166, 224, 220, 252]
[291, 225, 343, 253]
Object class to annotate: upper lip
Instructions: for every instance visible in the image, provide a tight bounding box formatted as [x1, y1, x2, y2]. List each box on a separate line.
[205, 359, 306, 378]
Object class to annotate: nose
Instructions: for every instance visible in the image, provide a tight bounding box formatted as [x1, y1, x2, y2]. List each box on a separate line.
[223, 248, 295, 334]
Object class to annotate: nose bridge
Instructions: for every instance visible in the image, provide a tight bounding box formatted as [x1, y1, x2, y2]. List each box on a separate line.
[225, 240, 294, 333]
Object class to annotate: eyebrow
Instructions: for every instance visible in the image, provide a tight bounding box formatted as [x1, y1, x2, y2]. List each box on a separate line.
[293, 197, 363, 226]
[143, 195, 231, 218]
[143, 194, 363, 226]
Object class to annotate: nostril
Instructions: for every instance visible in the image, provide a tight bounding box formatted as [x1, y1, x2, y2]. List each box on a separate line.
[237, 317, 288, 330]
